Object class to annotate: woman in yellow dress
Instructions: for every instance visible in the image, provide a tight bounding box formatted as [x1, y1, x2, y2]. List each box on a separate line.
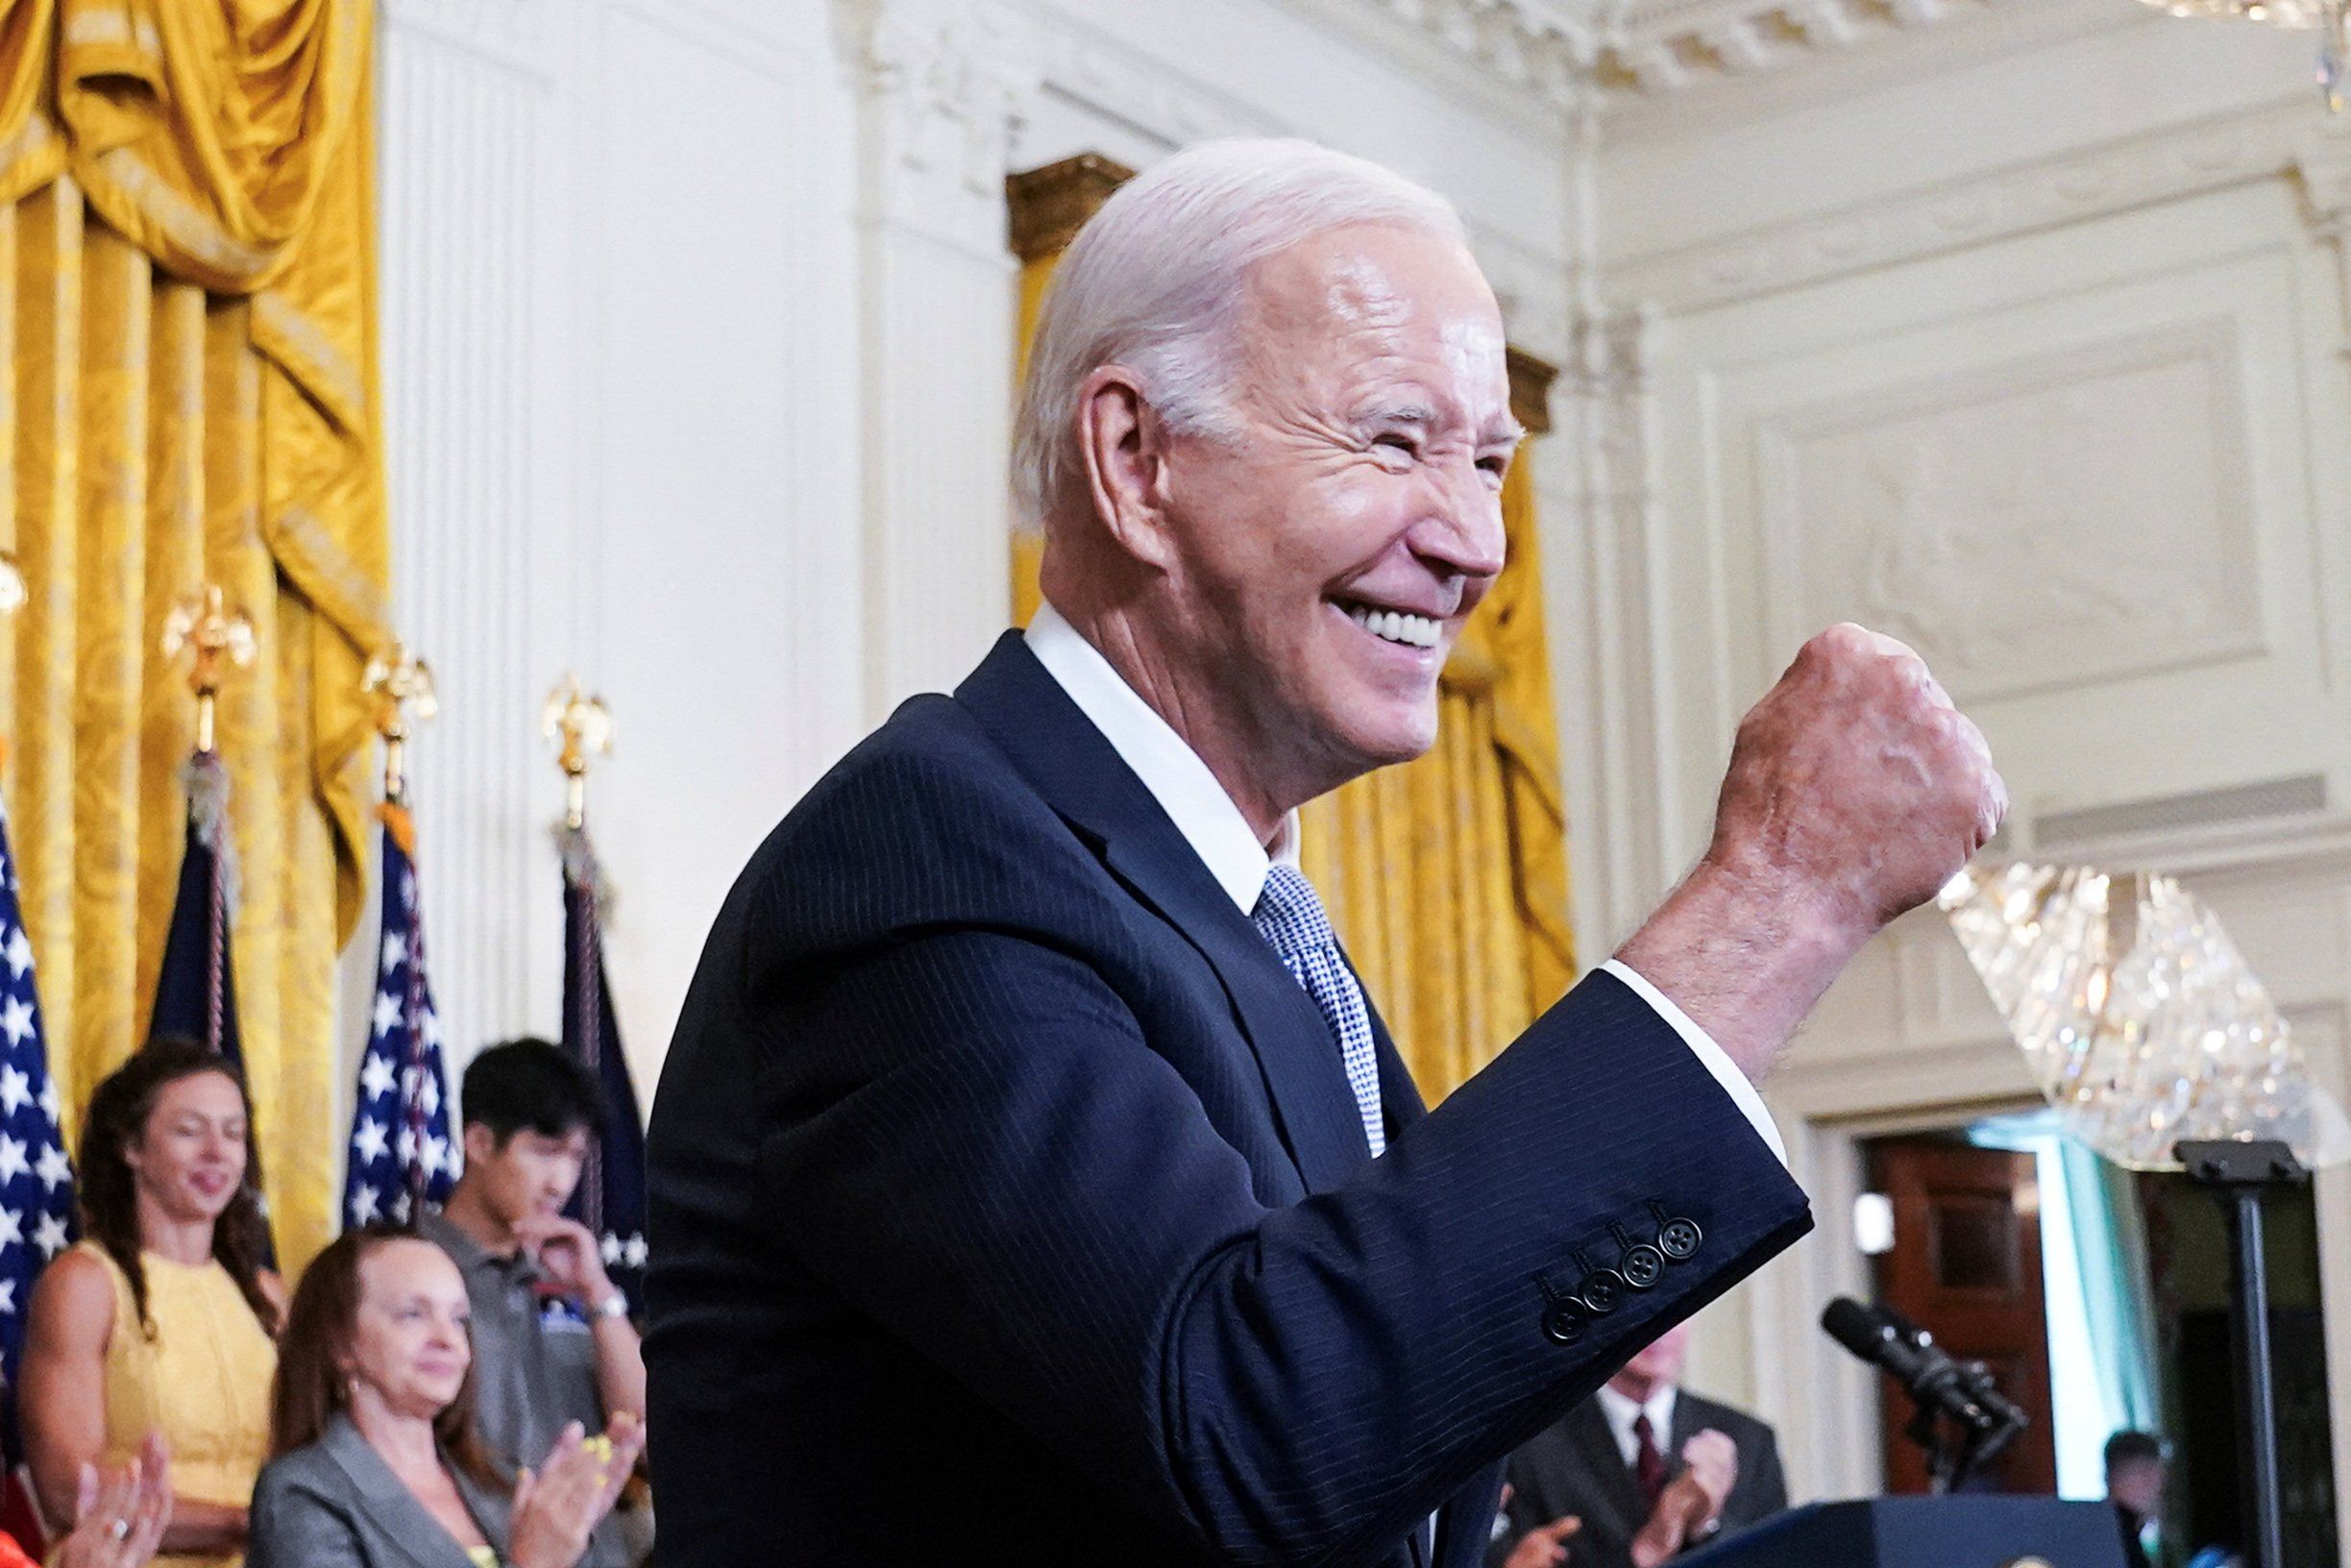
[19, 1040, 284, 1567]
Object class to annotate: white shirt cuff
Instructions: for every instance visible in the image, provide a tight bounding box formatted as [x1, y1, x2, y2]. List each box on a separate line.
[1599, 958, 1788, 1166]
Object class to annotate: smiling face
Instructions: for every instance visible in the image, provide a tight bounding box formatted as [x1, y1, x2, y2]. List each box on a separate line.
[345, 1237, 475, 1421]
[1078, 222, 1516, 822]
[124, 1068, 249, 1226]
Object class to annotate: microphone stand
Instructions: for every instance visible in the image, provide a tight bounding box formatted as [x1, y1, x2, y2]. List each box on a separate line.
[2177, 1139, 2305, 1568]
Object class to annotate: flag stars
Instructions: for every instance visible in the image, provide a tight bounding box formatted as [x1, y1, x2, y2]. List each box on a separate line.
[0, 1136, 33, 1187]
[0, 1066, 31, 1117]
[0, 1208, 25, 1254]
[349, 1184, 380, 1227]
[359, 1054, 396, 1103]
[353, 1118, 388, 1167]
[0, 999, 31, 1048]
[372, 991, 401, 1041]
[34, 1143, 68, 1192]
[37, 1080, 57, 1126]
[623, 1235, 648, 1270]
[32, 1212, 66, 1260]
[382, 931, 407, 970]
[2, 925, 29, 980]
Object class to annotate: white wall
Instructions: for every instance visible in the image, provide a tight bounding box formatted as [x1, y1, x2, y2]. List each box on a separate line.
[1585, 2, 2351, 1528]
[377, 0, 867, 1101]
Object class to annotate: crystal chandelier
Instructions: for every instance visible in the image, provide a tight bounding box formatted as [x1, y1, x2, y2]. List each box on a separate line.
[1940, 863, 2351, 1170]
[2141, 0, 2351, 110]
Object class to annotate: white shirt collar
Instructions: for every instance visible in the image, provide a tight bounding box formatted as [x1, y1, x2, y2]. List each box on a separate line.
[1025, 603, 1298, 914]
[1595, 1382, 1679, 1469]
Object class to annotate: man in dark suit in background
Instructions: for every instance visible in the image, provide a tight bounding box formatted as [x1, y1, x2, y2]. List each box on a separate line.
[1493, 1324, 1787, 1568]
[645, 136, 2005, 1568]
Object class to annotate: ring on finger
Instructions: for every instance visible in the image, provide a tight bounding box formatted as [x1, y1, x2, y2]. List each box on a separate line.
[108, 1518, 130, 1542]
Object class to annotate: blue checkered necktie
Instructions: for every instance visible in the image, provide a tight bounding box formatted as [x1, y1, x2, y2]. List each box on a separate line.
[1252, 864, 1386, 1159]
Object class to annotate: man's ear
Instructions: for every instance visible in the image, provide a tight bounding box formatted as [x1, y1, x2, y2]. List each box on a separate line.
[1075, 366, 1178, 572]
[462, 1123, 497, 1168]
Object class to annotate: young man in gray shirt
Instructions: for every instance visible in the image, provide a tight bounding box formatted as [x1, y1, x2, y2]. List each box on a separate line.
[421, 1039, 649, 1568]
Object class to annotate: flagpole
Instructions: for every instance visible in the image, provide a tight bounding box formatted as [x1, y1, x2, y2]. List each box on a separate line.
[544, 677, 649, 1306]
[160, 583, 256, 759]
[367, 647, 439, 1216]
[157, 584, 256, 1059]
[364, 644, 437, 809]
[542, 674, 614, 832]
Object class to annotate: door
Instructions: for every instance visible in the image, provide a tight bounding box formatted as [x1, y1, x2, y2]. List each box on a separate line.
[1865, 1136, 2059, 1494]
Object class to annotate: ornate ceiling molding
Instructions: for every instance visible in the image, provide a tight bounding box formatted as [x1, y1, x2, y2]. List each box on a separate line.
[1608, 94, 2316, 311]
[1311, 0, 2015, 110]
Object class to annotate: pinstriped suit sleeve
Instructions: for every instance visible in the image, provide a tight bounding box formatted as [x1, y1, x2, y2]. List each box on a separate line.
[739, 750, 1813, 1568]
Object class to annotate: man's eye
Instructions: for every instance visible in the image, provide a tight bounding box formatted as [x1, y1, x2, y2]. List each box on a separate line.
[1478, 454, 1509, 485]
[1372, 433, 1417, 463]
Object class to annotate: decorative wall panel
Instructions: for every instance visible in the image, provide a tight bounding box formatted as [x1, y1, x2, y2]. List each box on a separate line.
[1756, 321, 2263, 704]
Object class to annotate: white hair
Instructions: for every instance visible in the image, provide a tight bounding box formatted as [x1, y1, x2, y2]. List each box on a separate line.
[1011, 137, 1470, 532]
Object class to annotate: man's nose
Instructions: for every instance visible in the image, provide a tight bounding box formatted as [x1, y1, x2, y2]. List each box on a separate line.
[1409, 465, 1507, 584]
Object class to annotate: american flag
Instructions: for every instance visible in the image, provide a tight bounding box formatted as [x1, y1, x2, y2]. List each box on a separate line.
[0, 790, 77, 1458]
[341, 808, 457, 1229]
[556, 824, 647, 1313]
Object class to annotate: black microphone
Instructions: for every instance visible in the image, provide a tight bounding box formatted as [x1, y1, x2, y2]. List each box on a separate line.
[1819, 1297, 2026, 1439]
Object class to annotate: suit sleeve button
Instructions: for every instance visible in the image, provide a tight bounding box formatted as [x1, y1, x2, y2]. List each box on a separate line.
[1649, 1201, 1703, 1261]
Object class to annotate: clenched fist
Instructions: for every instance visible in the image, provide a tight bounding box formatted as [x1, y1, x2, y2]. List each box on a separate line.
[1618, 625, 2005, 1082]
[1712, 624, 2003, 930]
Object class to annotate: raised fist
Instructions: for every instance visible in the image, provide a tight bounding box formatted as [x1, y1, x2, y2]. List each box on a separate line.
[1615, 624, 2007, 1078]
[1707, 624, 2004, 939]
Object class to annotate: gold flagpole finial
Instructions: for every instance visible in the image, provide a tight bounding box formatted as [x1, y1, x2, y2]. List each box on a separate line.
[159, 584, 257, 755]
[363, 645, 438, 805]
[541, 675, 613, 831]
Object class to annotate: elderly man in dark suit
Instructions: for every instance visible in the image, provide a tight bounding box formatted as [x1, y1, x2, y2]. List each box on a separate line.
[1492, 1324, 1787, 1568]
[644, 136, 2004, 1568]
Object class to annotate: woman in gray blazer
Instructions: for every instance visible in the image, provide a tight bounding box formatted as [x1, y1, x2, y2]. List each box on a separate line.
[249, 1229, 642, 1568]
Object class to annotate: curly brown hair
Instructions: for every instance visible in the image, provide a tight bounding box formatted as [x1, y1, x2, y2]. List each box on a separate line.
[270, 1227, 503, 1490]
[76, 1038, 278, 1337]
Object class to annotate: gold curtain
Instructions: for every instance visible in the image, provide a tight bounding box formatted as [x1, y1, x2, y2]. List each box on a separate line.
[0, 0, 388, 1274]
[1007, 157, 1575, 1103]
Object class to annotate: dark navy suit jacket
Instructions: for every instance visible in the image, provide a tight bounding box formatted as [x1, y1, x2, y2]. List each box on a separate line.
[645, 633, 1812, 1567]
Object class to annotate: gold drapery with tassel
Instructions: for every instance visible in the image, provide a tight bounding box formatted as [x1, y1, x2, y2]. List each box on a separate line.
[0, 0, 388, 1274]
[1007, 157, 1575, 1103]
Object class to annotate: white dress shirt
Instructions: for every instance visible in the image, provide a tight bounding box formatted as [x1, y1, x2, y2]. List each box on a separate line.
[1595, 1381, 1680, 1471]
[1022, 603, 1787, 1164]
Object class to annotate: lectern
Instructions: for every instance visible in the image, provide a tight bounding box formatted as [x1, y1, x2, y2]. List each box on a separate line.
[1676, 1499, 2128, 1568]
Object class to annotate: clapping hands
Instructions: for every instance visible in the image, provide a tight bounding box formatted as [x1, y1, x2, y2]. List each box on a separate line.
[507, 1414, 645, 1568]
[1629, 1430, 1737, 1568]
[55, 1432, 170, 1568]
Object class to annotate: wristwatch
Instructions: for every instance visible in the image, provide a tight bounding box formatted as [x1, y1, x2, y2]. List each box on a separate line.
[591, 1289, 630, 1322]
